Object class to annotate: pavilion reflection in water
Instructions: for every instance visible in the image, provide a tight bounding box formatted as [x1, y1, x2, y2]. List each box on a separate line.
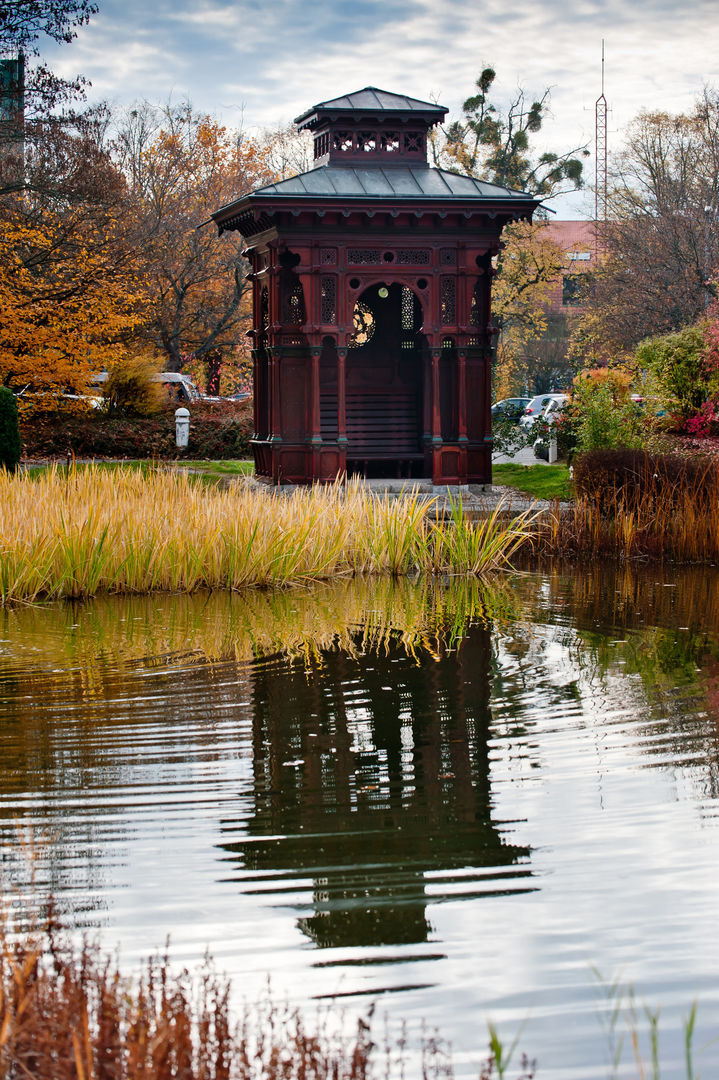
[219, 624, 533, 950]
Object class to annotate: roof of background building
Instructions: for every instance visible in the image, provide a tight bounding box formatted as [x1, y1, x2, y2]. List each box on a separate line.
[544, 220, 596, 253]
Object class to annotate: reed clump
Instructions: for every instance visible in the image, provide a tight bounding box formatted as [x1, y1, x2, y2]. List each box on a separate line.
[0, 468, 537, 604]
[545, 450, 719, 562]
[0, 915, 379, 1080]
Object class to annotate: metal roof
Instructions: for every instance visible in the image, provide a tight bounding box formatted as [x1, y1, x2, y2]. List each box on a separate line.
[295, 87, 447, 127]
[244, 164, 533, 203]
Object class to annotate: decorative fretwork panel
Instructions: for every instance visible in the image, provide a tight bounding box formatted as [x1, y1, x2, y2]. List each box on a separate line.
[333, 131, 353, 151]
[282, 279, 306, 326]
[380, 132, 400, 152]
[470, 285, 480, 327]
[314, 132, 330, 158]
[440, 277, 456, 325]
[404, 133, 423, 152]
[440, 248, 456, 266]
[357, 131, 376, 152]
[347, 248, 383, 265]
[320, 276, 337, 324]
[401, 287, 415, 331]
[260, 287, 269, 332]
[320, 248, 337, 265]
[396, 249, 431, 265]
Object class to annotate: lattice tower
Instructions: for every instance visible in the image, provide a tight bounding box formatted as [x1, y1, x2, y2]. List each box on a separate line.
[595, 41, 608, 223]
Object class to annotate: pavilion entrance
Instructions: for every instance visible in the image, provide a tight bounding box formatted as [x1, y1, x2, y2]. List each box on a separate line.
[343, 283, 425, 478]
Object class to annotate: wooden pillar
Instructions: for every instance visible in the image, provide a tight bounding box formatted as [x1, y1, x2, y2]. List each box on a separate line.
[337, 347, 347, 448]
[431, 348, 441, 444]
[270, 347, 282, 445]
[458, 348, 467, 442]
[310, 347, 321, 445]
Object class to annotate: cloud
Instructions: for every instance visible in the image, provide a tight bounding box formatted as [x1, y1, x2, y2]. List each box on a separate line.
[36, 0, 719, 216]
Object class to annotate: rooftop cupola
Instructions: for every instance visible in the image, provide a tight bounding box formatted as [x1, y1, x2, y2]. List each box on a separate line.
[295, 86, 448, 168]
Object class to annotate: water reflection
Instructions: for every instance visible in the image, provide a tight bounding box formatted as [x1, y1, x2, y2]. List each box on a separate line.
[4, 566, 719, 1074]
[221, 628, 531, 950]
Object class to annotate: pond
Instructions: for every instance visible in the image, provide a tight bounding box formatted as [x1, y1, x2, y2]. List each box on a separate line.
[2, 566, 719, 1078]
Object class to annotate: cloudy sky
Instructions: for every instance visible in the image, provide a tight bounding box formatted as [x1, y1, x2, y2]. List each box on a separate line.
[41, 0, 719, 216]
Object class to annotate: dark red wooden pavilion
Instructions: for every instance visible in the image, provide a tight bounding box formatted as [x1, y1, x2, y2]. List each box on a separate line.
[212, 87, 539, 485]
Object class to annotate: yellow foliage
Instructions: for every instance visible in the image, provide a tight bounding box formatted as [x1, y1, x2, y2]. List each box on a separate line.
[573, 366, 633, 403]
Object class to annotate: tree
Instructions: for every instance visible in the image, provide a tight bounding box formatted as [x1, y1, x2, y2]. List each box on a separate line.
[431, 67, 588, 198]
[1, 2, 100, 198]
[0, 2, 145, 394]
[0, 2, 97, 52]
[113, 102, 276, 387]
[491, 220, 573, 396]
[573, 89, 719, 359]
[0, 200, 145, 391]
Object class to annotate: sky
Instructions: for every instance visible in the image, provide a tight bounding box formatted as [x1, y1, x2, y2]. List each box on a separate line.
[40, 0, 719, 218]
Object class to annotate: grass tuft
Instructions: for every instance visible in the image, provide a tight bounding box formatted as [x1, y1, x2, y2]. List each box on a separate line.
[0, 468, 537, 604]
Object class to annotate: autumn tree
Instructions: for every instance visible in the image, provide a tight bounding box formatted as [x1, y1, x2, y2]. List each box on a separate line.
[431, 67, 588, 198]
[0, 1, 146, 392]
[491, 220, 573, 396]
[113, 102, 275, 392]
[0, 139, 145, 391]
[573, 88, 719, 360]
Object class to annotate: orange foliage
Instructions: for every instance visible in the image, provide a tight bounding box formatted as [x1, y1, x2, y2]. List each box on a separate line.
[0, 200, 145, 392]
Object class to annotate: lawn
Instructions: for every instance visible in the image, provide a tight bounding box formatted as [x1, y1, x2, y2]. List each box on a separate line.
[492, 462, 573, 501]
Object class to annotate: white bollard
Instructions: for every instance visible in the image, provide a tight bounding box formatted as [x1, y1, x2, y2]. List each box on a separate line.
[175, 407, 190, 449]
[548, 436, 558, 464]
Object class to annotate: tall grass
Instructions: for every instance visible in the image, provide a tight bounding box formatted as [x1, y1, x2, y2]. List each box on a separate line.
[547, 484, 719, 563]
[0, 468, 536, 604]
[544, 450, 719, 563]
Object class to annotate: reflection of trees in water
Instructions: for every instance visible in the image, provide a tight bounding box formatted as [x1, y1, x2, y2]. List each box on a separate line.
[221, 626, 532, 950]
[501, 561, 719, 800]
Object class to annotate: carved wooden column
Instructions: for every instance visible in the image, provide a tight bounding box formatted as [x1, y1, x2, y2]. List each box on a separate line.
[458, 347, 467, 443]
[337, 346, 347, 464]
[310, 345, 321, 476]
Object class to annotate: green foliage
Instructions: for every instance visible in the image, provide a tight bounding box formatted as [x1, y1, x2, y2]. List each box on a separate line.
[635, 324, 714, 426]
[571, 379, 645, 452]
[0, 386, 21, 473]
[436, 67, 588, 198]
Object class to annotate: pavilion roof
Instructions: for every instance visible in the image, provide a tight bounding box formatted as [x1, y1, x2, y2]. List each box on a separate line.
[295, 87, 448, 128]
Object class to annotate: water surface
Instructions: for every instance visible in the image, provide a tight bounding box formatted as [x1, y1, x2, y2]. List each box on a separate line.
[2, 568, 719, 1077]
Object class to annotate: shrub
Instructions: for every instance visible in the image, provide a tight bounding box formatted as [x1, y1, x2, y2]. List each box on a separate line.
[635, 324, 715, 428]
[0, 387, 21, 473]
[571, 378, 645, 453]
[20, 404, 253, 460]
[104, 352, 164, 417]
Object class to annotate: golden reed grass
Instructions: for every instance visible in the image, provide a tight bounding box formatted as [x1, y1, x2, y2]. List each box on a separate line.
[0, 468, 536, 604]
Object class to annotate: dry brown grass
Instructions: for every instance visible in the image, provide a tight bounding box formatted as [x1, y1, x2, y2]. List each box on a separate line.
[0, 916, 379, 1080]
[0, 907, 532, 1080]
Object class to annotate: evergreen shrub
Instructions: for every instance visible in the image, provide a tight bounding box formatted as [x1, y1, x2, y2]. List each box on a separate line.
[0, 387, 21, 472]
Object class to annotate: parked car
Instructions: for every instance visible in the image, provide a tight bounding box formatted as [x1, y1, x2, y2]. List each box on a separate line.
[519, 393, 568, 430]
[152, 372, 203, 405]
[491, 397, 531, 423]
